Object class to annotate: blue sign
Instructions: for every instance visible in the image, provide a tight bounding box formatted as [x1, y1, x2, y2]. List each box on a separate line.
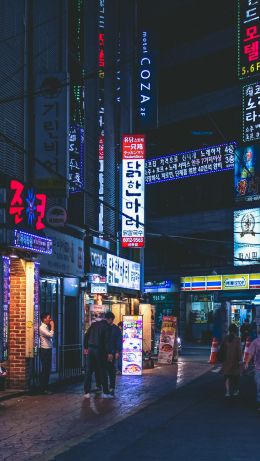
[13, 229, 52, 254]
[234, 144, 260, 202]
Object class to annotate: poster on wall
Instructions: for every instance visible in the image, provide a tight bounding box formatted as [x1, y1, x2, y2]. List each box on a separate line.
[122, 135, 145, 248]
[122, 315, 143, 376]
[158, 316, 177, 364]
[238, 0, 260, 80]
[234, 208, 260, 265]
[89, 304, 109, 324]
[234, 144, 260, 202]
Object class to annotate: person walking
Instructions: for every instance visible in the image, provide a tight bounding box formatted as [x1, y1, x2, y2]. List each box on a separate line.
[221, 323, 242, 398]
[244, 330, 260, 411]
[84, 311, 114, 399]
[39, 312, 55, 394]
[107, 319, 122, 395]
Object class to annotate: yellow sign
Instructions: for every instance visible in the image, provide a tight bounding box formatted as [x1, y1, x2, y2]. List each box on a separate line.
[222, 274, 249, 290]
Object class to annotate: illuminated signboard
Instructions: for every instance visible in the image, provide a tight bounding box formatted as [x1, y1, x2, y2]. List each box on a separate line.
[34, 262, 40, 354]
[234, 208, 260, 265]
[144, 280, 174, 293]
[138, 31, 157, 128]
[107, 253, 140, 290]
[98, 1, 105, 233]
[9, 180, 47, 230]
[243, 82, 260, 141]
[145, 142, 236, 184]
[181, 273, 260, 291]
[122, 135, 145, 248]
[13, 229, 53, 255]
[0, 256, 10, 361]
[68, 125, 84, 193]
[234, 144, 260, 202]
[122, 315, 143, 376]
[238, 0, 260, 79]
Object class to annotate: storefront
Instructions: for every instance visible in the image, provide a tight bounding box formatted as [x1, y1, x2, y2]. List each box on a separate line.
[180, 273, 260, 342]
[37, 227, 85, 381]
[84, 247, 141, 332]
[144, 281, 179, 355]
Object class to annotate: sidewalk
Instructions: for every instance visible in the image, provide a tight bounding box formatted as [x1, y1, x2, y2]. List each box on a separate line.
[0, 360, 211, 461]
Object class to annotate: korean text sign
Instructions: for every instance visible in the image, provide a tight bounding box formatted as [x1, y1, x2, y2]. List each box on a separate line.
[145, 142, 235, 184]
[122, 315, 143, 376]
[243, 82, 260, 141]
[238, 0, 260, 79]
[9, 180, 47, 231]
[234, 208, 260, 265]
[122, 135, 145, 248]
[107, 253, 140, 291]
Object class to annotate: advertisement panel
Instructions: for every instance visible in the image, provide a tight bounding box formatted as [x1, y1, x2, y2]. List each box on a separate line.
[145, 142, 235, 184]
[35, 73, 68, 195]
[234, 208, 260, 265]
[122, 315, 143, 376]
[238, 0, 260, 79]
[68, 125, 84, 194]
[0, 257, 10, 362]
[122, 135, 145, 248]
[243, 82, 260, 142]
[234, 144, 260, 202]
[107, 254, 140, 290]
[158, 316, 177, 364]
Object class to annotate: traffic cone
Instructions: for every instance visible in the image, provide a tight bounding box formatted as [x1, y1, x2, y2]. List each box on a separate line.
[208, 337, 219, 364]
[243, 336, 251, 363]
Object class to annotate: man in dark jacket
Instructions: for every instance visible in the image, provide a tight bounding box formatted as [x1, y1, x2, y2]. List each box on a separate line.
[107, 320, 122, 395]
[84, 311, 115, 398]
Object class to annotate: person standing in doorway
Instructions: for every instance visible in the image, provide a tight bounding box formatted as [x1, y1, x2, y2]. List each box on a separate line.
[84, 311, 114, 399]
[245, 330, 260, 411]
[39, 312, 55, 394]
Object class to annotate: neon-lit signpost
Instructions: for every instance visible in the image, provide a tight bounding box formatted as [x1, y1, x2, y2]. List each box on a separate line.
[238, 0, 260, 79]
[145, 142, 236, 184]
[242, 82, 260, 142]
[122, 135, 145, 248]
[122, 315, 143, 376]
[234, 208, 260, 265]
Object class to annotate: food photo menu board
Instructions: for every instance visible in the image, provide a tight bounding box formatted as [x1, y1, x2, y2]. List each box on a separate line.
[122, 315, 143, 376]
[158, 316, 177, 364]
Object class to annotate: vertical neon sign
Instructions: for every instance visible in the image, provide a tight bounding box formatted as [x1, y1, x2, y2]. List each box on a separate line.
[238, 0, 260, 79]
[98, 0, 105, 233]
[34, 262, 40, 355]
[0, 257, 10, 361]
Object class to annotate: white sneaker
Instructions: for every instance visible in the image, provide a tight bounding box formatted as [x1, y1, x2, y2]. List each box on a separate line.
[84, 393, 91, 398]
[101, 392, 114, 399]
[233, 390, 239, 396]
[225, 392, 230, 398]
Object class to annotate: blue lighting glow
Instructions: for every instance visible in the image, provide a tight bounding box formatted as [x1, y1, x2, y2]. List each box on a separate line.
[14, 229, 52, 254]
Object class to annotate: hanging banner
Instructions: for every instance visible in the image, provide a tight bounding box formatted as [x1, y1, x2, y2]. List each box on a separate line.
[122, 134, 145, 248]
[238, 0, 260, 79]
[158, 316, 177, 364]
[122, 315, 143, 376]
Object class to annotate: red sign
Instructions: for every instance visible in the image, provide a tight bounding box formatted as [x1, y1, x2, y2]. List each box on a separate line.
[9, 180, 47, 231]
[122, 135, 145, 248]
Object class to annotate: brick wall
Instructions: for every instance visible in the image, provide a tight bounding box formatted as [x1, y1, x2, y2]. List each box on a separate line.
[6, 259, 30, 389]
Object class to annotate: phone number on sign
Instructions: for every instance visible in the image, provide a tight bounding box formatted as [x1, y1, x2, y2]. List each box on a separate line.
[122, 237, 144, 247]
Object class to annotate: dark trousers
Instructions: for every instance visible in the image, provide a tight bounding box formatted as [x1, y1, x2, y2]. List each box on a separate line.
[39, 348, 52, 390]
[84, 348, 109, 394]
[107, 359, 116, 390]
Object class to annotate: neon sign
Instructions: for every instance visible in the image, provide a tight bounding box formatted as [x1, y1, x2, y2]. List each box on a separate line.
[238, 0, 260, 79]
[138, 31, 157, 128]
[145, 142, 236, 184]
[9, 180, 47, 230]
[243, 82, 260, 141]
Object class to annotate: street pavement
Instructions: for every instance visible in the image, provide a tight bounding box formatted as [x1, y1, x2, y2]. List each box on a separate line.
[1, 348, 259, 461]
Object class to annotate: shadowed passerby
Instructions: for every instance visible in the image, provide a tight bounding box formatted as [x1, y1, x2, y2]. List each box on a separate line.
[245, 330, 260, 411]
[107, 319, 122, 395]
[221, 323, 242, 398]
[84, 311, 114, 399]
